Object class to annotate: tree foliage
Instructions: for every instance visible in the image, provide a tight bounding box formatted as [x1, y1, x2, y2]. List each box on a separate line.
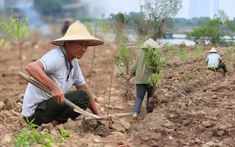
[113, 12, 129, 42]
[185, 10, 235, 46]
[34, 0, 78, 16]
[115, 12, 125, 24]
[139, 0, 182, 40]
[128, 11, 147, 38]
[114, 44, 134, 79]
[144, 45, 166, 86]
[1, 15, 29, 71]
[1, 15, 29, 41]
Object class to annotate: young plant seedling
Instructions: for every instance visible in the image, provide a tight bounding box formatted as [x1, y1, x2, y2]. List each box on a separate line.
[178, 47, 189, 62]
[14, 118, 71, 147]
[145, 46, 166, 87]
[224, 48, 233, 61]
[1, 14, 30, 72]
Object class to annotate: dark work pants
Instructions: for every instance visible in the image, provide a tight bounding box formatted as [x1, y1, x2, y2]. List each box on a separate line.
[24, 89, 90, 126]
[133, 84, 154, 114]
[208, 63, 227, 73]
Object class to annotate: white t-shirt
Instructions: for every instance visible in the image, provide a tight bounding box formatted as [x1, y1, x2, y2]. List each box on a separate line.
[206, 53, 221, 68]
[21, 47, 85, 117]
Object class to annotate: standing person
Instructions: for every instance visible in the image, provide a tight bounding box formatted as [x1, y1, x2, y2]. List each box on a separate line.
[206, 47, 228, 77]
[61, 21, 71, 36]
[21, 20, 104, 127]
[126, 38, 161, 121]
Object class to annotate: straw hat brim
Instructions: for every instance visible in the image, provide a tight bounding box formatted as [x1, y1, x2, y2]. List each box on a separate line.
[51, 37, 104, 46]
[142, 38, 161, 49]
[51, 20, 104, 46]
[209, 47, 218, 53]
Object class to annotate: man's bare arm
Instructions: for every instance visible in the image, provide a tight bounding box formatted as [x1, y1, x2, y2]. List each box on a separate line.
[25, 60, 64, 104]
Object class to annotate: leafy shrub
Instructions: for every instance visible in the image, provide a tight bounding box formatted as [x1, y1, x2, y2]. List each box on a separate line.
[1, 15, 29, 71]
[145, 46, 166, 86]
[114, 43, 134, 79]
[185, 10, 235, 46]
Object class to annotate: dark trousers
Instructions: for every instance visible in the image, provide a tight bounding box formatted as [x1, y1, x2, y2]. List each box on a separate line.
[133, 84, 154, 114]
[208, 63, 227, 73]
[24, 89, 90, 126]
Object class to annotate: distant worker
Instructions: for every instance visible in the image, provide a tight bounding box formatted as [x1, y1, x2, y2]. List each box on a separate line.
[126, 38, 161, 121]
[206, 47, 228, 77]
[61, 21, 71, 36]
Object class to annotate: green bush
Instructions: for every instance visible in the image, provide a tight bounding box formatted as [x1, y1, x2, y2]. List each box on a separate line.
[114, 43, 134, 79]
[185, 10, 235, 46]
[145, 46, 166, 86]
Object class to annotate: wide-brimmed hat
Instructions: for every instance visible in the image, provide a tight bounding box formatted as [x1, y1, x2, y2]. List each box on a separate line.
[51, 20, 104, 46]
[142, 38, 161, 49]
[209, 47, 218, 53]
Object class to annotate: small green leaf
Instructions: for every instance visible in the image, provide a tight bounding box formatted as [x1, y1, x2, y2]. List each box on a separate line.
[0, 39, 5, 44]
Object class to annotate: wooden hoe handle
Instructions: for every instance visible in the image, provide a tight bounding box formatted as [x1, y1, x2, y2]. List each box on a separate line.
[18, 72, 101, 119]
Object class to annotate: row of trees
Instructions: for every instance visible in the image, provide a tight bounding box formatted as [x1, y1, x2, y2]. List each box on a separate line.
[34, 0, 79, 17]
[175, 17, 235, 27]
[108, 0, 182, 41]
[109, 9, 235, 46]
[19, 0, 235, 46]
[185, 11, 235, 46]
[33, 0, 182, 41]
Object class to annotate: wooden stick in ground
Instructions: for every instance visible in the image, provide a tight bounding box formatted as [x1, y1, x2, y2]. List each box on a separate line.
[18, 72, 101, 119]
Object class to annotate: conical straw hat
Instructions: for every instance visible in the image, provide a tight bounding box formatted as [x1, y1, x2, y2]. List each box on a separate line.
[209, 47, 218, 53]
[142, 38, 161, 49]
[51, 20, 104, 46]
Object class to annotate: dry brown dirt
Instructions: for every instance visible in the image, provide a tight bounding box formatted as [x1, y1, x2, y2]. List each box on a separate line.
[1, 31, 235, 147]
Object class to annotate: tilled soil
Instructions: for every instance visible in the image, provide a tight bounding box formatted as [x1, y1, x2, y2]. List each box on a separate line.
[1, 33, 235, 147]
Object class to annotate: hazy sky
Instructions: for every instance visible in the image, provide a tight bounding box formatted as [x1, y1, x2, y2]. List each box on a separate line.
[88, 0, 235, 19]
[88, 0, 141, 18]
[177, 0, 235, 19]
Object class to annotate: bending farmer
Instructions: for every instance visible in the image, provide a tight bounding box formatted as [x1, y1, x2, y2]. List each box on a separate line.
[21, 20, 104, 127]
[206, 47, 228, 77]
